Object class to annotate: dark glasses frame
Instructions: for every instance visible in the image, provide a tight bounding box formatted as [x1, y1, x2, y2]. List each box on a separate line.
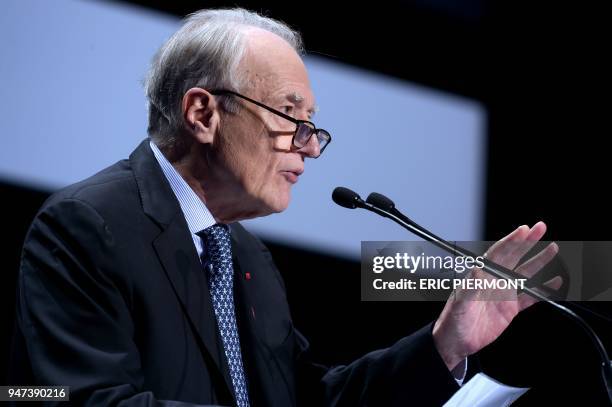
[209, 89, 331, 158]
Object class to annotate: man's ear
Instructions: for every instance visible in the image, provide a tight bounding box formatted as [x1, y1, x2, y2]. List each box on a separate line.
[182, 87, 219, 145]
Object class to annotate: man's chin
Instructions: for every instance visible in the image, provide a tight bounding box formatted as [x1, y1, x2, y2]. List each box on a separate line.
[269, 198, 290, 214]
[266, 191, 291, 214]
[235, 184, 293, 219]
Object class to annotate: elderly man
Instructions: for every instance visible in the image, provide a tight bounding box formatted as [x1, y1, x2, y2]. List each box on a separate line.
[14, 8, 556, 406]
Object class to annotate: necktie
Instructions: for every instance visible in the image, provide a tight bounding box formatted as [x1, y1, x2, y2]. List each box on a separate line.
[199, 224, 250, 407]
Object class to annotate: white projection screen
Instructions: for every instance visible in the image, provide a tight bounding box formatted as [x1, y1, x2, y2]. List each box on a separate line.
[1, 0, 486, 259]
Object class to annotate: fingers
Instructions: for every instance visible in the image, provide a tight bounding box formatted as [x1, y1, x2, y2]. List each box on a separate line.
[509, 221, 547, 261]
[485, 221, 548, 270]
[525, 221, 547, 241]
[518, 275, 563, 311]
[514, 242, 559, 279]
[485, 225, 529, 263]
[455, 221, 553, 305]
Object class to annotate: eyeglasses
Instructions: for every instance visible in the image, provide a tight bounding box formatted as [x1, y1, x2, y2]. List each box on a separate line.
[210, 89, 331, 158]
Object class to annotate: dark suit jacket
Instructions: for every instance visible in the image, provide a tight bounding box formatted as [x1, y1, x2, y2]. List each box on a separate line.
[12, 139, 460, 406]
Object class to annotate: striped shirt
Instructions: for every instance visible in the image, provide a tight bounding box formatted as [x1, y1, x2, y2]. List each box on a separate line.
[149, 140, 215, 258]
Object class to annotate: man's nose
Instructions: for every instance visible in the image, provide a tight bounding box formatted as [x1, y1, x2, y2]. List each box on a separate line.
[296, 134, 321, 158]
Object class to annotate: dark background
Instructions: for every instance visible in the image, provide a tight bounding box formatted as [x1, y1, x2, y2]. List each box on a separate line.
[2, 0, 610, 405]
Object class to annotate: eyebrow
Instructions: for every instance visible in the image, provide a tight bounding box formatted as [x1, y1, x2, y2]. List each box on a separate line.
[286, 92, 318, 118]
[288, 92, 304, 103]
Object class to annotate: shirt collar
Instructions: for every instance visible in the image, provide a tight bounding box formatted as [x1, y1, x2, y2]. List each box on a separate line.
[149, 140, 216, 234]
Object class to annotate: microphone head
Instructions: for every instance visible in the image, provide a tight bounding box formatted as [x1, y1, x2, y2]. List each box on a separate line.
[366, 192, 395, 212]
[332, 187, 363, 209]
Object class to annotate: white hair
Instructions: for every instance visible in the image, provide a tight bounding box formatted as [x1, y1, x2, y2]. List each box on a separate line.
[144, 8, 304, 152]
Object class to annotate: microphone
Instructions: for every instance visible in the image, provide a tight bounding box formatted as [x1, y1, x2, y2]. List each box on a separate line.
[332, 187, 527, 283]
[332, 186, 612, 402]
[331, 187, 366, 209]
[366, 192, 394, 211]
[366, 192, 438, 238]
[365, 191, 555, 292]
[331, 187, 404, 222]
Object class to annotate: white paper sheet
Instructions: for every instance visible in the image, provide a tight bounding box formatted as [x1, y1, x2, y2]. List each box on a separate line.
[444, 372, 529, 407]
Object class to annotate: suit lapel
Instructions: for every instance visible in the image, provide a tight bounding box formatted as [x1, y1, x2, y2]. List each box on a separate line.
[231, 232, 271, 407]
[230, 224, 295, 406]
[153, 216, 235, 402]
[130, 139, 235, 404]
[230, 225, 266, 347]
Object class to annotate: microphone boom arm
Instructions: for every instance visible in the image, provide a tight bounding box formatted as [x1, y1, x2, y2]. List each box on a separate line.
[332, 186, 612, 402]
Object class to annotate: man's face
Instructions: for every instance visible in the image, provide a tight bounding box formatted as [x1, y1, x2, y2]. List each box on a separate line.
[212, 29, 318, 217]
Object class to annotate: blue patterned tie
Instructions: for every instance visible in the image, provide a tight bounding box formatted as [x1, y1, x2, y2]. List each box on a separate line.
[199, 224, 250, 407]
